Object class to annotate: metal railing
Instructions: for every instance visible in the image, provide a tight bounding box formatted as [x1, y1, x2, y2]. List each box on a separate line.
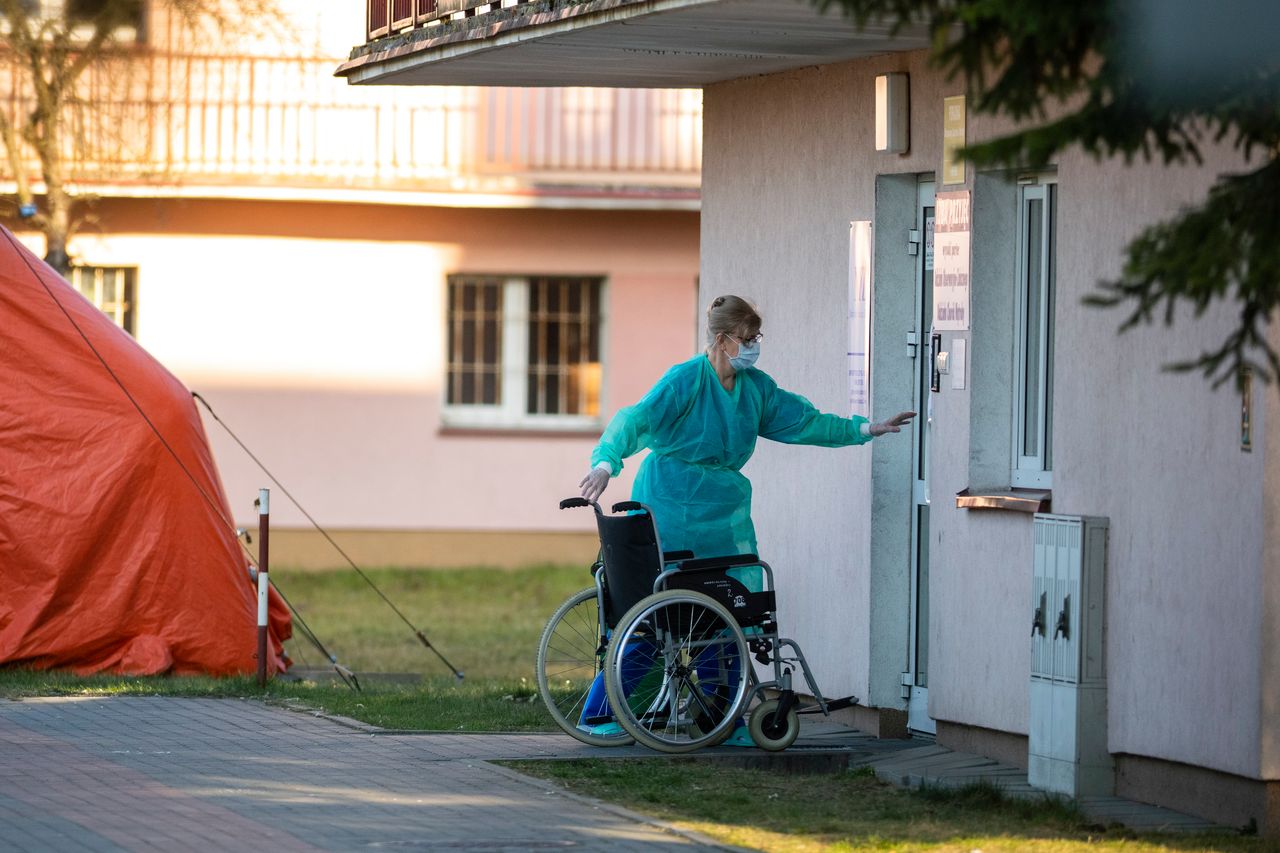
[2, 51, 701, 198]
[369, 0, 445, 37]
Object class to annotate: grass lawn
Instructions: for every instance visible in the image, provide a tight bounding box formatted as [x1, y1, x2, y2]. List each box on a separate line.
[271, 562, 586, 678]
[0, 563, 588, 731]
[506, 760, 1272, 853]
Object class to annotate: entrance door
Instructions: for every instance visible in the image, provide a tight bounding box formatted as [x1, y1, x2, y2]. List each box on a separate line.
[907, 179, 936, 735]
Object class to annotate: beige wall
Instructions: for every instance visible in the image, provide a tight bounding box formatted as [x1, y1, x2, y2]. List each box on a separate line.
[56, 199, 699, 565]
[703, 48, 1273, 782]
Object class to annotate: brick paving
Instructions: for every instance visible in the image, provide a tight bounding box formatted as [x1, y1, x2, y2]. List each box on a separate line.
[0, 696, 720, 852]
[0, 695, 1231, 852]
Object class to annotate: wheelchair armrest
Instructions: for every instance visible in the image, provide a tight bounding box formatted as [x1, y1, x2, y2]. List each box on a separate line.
[676, 553, 760, 572]
[662, 550, 695, 562]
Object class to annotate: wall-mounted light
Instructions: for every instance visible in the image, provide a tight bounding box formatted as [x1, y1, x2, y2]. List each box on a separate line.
[875, 72, 909, 154]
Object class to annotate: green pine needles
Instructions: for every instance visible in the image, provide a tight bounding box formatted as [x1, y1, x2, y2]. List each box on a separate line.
[819, 0, 1280, 386]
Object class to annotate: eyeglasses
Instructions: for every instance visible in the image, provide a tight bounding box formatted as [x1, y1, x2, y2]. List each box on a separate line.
[726, 332, 764, 346]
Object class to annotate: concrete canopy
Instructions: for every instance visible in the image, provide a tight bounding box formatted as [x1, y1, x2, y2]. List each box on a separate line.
[338, 0, 931, 88]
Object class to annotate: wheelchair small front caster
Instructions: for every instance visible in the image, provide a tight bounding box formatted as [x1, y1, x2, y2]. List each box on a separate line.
[748, 698, 800, 751]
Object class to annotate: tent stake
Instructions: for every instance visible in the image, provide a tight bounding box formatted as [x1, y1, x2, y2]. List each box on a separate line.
[257, 488, 270, 687]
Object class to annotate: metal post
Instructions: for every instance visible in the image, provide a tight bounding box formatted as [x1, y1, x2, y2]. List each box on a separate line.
[257, 488, 270, 687]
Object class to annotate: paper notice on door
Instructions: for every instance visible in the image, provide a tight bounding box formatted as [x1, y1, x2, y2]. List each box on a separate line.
[848, 221, 873, 418]
[932, 191, 970, 331]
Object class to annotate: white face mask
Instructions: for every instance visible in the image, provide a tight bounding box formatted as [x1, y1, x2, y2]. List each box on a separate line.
[726, 338, 760, 371]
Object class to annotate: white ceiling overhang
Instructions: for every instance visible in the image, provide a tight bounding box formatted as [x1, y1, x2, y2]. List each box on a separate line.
[337, 0, 932, 88]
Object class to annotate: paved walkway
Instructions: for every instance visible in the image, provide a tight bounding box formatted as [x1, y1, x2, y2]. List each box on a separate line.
[0, 696, 1228, 852]
[0, 696, 718, 852]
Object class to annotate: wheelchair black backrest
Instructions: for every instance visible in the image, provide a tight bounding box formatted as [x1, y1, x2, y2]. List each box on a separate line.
[595, 505, 664, 628]
[560, 497, 775, 630]
[596, 503, 775, 630]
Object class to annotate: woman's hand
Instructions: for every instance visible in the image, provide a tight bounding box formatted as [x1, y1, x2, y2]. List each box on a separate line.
[579, 467, 610, 502]
[869, 411, 917, 436]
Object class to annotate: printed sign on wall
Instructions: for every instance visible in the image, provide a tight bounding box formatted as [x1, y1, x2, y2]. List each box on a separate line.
[932, 191, 970, 331]
[848, 220, 873, 417]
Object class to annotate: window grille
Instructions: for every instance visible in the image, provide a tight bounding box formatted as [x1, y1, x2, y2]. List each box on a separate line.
[445, 274, 604, 428]
[447, 276, 504, 406]
[71, 265, 137, 335]
[526, 277, 601, 417]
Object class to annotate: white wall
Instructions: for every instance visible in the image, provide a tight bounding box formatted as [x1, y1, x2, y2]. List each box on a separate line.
[702, 51, 950, 704]
[703, 48, 1273, 779]
[1051, 148, 1267, 777]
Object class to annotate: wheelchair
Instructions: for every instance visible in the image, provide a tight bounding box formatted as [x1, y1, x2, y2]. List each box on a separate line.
[535, 497, 860, 753]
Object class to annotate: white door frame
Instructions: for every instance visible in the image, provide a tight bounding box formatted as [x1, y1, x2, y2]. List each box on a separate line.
[907, 177, 936, 736]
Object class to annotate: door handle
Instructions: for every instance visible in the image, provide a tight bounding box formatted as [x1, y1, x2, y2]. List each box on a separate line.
[930, 333, 942, 392]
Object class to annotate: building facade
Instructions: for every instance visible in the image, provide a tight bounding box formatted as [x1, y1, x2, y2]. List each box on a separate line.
[3, 1, 703, 568]
[341, 0, 1279, 832]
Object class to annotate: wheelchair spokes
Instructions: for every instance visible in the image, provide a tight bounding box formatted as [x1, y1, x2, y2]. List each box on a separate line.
[604, 590, 750, 753]
[535, 587, 634, 747]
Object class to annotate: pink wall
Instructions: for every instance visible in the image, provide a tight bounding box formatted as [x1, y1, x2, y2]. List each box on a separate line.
[80, 199, 699, 538]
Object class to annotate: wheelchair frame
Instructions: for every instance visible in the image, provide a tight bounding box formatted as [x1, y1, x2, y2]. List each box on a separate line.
[535, 498, 859, 753]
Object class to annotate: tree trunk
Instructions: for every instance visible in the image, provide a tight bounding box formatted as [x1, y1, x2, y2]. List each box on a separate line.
[35, 80, 72, 277]
[43, 189, 71, 276]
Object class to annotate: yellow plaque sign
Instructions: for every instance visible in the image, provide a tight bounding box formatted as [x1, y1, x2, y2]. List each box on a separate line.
[942, 95, 966, 186]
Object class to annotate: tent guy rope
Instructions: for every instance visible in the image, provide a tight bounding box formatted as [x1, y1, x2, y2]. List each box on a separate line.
[193, 392, 465, 682]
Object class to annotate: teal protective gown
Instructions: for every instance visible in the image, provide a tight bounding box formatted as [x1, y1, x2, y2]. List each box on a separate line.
[591, 354, 872, 578]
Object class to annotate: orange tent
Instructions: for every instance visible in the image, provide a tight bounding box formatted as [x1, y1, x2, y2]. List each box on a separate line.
[0, 228, 290, 676]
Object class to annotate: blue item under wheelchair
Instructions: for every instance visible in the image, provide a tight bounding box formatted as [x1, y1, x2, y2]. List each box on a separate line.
[590, 354, 871, 577]
[576, 719, 624, 737]
[721, 724, 756, 747]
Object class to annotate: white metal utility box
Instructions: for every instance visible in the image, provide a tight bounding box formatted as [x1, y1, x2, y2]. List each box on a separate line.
[1028, 513, 1113, 797]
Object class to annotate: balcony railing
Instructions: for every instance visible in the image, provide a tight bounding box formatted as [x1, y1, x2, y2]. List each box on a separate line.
[1, 51, 701, 200]
[369, 0, 445, 38]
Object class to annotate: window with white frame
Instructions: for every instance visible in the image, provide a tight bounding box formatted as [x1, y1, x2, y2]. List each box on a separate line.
[71, 265, 137, 335]
[444, 274, 604, 429]
[1012, 177, 1056, 488]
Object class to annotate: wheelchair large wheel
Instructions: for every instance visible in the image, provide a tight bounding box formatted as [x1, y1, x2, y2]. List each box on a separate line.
[604, 589, 751, 754]
[536, 587, 634, 747]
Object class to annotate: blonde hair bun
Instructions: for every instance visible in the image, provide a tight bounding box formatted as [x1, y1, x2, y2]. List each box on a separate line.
[706, 295, 762, 346]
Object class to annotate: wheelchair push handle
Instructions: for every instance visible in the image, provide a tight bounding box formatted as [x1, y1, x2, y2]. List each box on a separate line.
[559, 497, 603, 515]
[610, 501, 650, 515]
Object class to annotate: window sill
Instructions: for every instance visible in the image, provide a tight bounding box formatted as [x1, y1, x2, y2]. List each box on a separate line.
[439, 426, 602, 438]
[955, 487, 1051, 514]
[441, 408, 602, 435]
